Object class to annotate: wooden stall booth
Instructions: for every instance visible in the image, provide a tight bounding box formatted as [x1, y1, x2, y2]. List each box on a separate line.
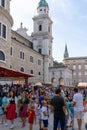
[0, 66, 34, 86]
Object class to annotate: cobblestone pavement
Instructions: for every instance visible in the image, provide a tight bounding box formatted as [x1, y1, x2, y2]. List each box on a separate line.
[0, 112, 87, 130]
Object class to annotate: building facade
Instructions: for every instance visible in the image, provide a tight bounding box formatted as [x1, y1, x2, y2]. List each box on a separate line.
[0, 0, 44, 83]
[49, 66, 72, 87]
[63, 57, 87, 85]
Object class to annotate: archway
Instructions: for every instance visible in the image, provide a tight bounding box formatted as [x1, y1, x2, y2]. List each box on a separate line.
[51, 77, 56, 83]
[59, 77, 64, 86]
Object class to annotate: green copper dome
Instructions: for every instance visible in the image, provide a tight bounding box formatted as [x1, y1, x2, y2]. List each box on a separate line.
[37, 0, 49, 9]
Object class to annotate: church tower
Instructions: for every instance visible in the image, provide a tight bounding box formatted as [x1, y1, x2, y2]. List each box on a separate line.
[0, 0, 13, 67]
[64, 44, 69, 59]
[32, 0, 53, 83]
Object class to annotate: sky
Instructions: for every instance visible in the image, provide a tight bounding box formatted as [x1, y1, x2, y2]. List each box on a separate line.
[10, 0, 87, 62]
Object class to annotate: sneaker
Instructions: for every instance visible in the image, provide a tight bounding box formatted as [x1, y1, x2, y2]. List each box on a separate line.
[10, 125, 14, 129]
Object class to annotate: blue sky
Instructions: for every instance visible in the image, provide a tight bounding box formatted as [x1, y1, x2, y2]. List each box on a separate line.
[10, 0, 87, 62]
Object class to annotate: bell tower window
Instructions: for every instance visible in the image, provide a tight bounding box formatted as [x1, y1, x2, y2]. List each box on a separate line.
[39, 25, 42, 31]
[40, 9, 42, 11]
[49, 50, 51, 55]
[48, 26, 50, 32]
[38, 48, 42, 54]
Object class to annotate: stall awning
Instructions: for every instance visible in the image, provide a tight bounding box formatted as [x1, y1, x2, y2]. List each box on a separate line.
[78, 82, 87, 88]
[0, 66, 34, 78]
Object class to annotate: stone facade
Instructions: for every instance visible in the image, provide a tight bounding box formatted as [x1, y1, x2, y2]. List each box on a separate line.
[0, 0, 44, 84]
[63, 57, 87, 85]
[49, 66, 72, 87]
[0, 1, 13, 68]
[11, 30, 44, 83]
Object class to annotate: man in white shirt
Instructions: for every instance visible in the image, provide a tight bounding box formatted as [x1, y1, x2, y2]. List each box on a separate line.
[73, 88, 84, 130]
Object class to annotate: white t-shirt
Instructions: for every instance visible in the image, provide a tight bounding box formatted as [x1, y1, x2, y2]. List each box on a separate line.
[73, 93, 84, 112]
[41, 106, 48, 120]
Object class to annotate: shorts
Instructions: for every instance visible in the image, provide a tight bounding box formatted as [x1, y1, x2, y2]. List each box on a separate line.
[43, 120, 48, 127]
[74, 111, 84, 119]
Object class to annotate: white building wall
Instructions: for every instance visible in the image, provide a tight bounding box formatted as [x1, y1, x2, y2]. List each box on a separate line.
[49, 67, 72, 87]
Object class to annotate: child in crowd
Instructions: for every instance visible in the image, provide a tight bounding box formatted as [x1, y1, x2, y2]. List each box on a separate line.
[41, 100, 49, 130]
[28, 104, 35, 130]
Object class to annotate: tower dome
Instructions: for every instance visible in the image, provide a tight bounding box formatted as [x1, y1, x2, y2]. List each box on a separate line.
[37, 0, 49, 15]
[37, 0, 49, 9]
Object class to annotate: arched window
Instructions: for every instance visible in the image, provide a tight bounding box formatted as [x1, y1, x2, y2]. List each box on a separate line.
[30, 70, 33, 74]
[38, 72, 41, 75]
[0, 51, 5, 61]
[20, 67, 24, 72]
[39, 25, 42, 31]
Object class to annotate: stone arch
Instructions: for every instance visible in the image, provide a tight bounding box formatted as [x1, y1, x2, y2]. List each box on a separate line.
[59, 77, 64, 86]
[51, 77, 56, 83]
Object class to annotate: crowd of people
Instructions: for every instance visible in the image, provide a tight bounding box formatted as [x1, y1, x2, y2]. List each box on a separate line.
[0, 84, 87, 130]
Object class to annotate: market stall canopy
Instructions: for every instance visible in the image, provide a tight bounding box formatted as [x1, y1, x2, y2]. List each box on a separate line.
[35, 82, 42, 86]
[0, 66, 34, 78]
[44, 82, 52, 87]
[78, 82, 87, 88]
